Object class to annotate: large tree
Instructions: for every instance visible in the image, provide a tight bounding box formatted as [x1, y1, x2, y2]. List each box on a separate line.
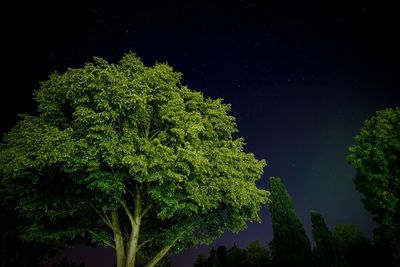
[267, 177, 312, 267]
[347, 107, 400, 265]
[0, 52, 268, 267]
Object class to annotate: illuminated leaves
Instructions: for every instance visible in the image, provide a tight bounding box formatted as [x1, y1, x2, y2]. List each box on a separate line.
[0, 52, 268, 254]
[348, 107, 400, 263]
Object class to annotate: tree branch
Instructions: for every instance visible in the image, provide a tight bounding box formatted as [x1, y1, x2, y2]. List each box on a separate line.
[149, 128, 161, 140]
[134, 184, 142, 221]
[126, 188, 135, 199]
[118, 198, 135, 227]
[89, 203, 112, 228]
[145, 117, 151, 138]
[144, 223, 195, 267]
[102, 239, 116, 249]
[137, 238, 152, 251]
[144, 240, 176, 267]
[88, 230, 116, 249]
[140, 204, 152, 219]
[109, 165, 115, 173]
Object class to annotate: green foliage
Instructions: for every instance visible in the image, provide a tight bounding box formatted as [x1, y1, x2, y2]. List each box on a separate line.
[347, 107, 400, 264]
[241, 240, 270, 267]
[333, 224, 378, 267]
[0, 185, 59, 267]
[267, 177, 312, 267]
[0, 52, 268, 264]
[310, 210, 346, 267]
[333, 224, 369, 254]
[225, 244, 245, 267]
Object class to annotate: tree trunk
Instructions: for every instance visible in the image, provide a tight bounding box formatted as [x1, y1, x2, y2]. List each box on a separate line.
[125, 184, 143, 267]
[125, 222, 140, 267]
[112, 211, 126, 267]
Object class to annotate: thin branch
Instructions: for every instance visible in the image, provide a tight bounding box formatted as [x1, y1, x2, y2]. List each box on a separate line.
[138, 123, 146, 138]
[123, 225, 129, 240]
[102, 239, 116, 249]
[149, 128, 161, 140]
[88, 230, 116, 249]
[126, 188, 135, 199]
[89, 202, 112, 227]
[137, 238, 152, 251]
[145, 222, 196, 267]
[171, 222, 195, 243]
[89, 203, 122, 234]
[111, 211, 124, 236]
[146, 118, 151, 138]
[140, 204, 152, 219]
[118, 198, 135, 227]
[134, 183, 142, 220]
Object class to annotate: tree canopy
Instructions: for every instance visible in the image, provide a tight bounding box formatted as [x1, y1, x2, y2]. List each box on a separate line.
[347, 107, 400, 264]
[0, 52, 268, 267]
[333, 224, 369, 255]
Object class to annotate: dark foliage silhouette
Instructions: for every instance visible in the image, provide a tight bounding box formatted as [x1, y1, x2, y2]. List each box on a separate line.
[267, 177, 312, 267]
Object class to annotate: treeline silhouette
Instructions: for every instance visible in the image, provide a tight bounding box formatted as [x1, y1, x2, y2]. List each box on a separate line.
[193, 177, 386, 267]
[193, 241, 270, 267]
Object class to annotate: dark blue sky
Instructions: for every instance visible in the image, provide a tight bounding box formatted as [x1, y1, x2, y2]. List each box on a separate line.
[2, 1, 399, 266]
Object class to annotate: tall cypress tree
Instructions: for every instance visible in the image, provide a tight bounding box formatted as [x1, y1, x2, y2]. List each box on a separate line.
[267, 177, 312, 267]
[311, 210, 346, 267]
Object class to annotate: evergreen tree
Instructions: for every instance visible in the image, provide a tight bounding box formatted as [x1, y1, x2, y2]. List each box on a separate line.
[226, 244, 245, 267]
[267, 177, 312, 267]
[311, 210, 346, 267]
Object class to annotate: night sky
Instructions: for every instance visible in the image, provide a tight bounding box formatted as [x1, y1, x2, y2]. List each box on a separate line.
[2, 1, 399, 266]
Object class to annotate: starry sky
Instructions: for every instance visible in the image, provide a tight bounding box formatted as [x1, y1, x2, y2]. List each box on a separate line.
[2, 1, 400, 266]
